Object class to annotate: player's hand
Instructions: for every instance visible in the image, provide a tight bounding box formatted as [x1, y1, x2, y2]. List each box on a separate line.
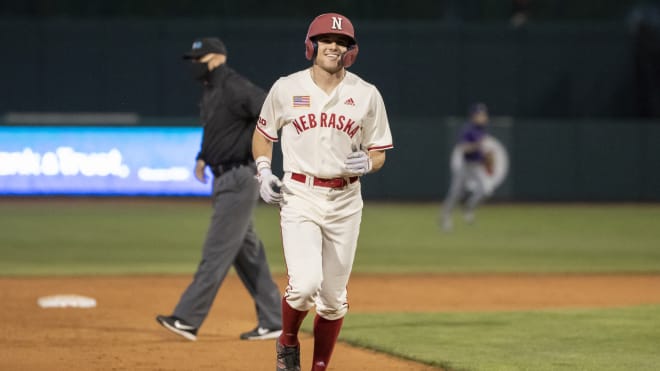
[344, 150, 372, 176]
[257, 168, 283, 204]
[194, 159, 208, 184]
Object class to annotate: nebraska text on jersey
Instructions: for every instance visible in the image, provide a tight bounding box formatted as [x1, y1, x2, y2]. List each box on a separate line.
[291, 113, 360, 138]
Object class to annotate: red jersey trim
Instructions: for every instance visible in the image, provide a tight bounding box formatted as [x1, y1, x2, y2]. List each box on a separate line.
[256, 125, 279, 142]
[368, 144, 394, 151]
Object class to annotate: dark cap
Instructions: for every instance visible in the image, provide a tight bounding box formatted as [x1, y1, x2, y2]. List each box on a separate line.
[183, 38, 227, 59]
[468, 102, 488, 115]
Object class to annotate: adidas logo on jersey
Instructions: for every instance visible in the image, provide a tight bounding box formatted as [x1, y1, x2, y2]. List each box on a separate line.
[344, 97, 355, 106]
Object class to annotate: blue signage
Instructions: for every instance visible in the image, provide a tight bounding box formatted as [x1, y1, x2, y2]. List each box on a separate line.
[0, 126, 212, 196]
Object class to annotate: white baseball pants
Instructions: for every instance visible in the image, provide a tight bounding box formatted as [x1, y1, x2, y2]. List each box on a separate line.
[279, 172, 363, 321]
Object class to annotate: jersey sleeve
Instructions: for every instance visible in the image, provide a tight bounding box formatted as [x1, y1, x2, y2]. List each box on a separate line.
[255, 79, 283, 142]
[362, 88, 393, 151]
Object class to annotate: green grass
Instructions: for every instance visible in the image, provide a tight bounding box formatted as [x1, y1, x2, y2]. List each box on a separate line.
[2, 199, 659, 370]
[0, 199, 210, 275]
[0, 200, 659, 275]
[356, 203, 660, 273]
[328, 305, 660, 371]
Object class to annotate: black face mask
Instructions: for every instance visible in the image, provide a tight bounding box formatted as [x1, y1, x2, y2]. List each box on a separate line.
[189, 62, 210, 82]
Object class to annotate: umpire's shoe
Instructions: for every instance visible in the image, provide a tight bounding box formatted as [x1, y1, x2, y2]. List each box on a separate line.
[156, 315, 198, 341]
[240, 326, 283, 341]
[276, 341, 301, 371]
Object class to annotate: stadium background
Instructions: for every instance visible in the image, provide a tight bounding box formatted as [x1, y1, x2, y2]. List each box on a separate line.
[2, 0, 659, 201]
[1, 2, 660, 371]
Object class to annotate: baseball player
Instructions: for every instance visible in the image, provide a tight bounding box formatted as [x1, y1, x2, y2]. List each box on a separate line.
[441, 102, 492, 231]
[251, 13, 393, 371]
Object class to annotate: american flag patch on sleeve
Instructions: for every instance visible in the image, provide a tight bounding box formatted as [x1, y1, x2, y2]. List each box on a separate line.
[292, 95, 311, 108]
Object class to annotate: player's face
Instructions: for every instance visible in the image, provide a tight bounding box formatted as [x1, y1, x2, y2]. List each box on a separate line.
[314, 34, 351, 73]
[472, 111, 489, 125]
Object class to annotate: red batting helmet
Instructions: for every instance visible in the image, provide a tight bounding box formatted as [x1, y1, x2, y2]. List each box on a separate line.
[305, 13, 359, 68]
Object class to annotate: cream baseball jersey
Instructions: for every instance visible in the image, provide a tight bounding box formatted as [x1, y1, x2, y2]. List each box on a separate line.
[256, 69, 393, 178]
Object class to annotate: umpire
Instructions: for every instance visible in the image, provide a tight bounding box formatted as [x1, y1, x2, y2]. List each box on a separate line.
[156, 37, 282, 341]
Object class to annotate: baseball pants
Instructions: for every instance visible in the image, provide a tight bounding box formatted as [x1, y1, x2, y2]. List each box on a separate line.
[279, 173, 363, 321]
[442, 162, 488, 220]
[173, 164, 281, 329]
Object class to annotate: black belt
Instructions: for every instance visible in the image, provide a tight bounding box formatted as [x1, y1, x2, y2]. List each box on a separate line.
[210, 160, 253, 177]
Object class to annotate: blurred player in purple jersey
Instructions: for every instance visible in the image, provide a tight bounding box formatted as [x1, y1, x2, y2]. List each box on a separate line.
[441, 102, 491, 231]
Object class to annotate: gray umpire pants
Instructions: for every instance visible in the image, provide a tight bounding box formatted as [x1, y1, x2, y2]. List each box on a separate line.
[173, 163, 282, 330]
[442, 162, 487, 220]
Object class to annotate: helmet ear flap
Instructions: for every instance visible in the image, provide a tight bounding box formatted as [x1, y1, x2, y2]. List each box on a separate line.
[341, 44, 359, 68]
[305, 39, 317, 60]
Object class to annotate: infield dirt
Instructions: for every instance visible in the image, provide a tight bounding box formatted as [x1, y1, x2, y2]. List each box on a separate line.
[2, 274, 659, 370]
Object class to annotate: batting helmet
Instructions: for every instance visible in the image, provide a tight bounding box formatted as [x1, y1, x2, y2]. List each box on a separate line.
[305, 13, 359, 68]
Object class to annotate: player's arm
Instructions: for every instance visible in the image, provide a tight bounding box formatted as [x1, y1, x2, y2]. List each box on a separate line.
[369, 150, 386, 173]
[252, 79, 280, 168]
[252, 129, 273, 164]
[252, 129, 283, 204]
[347, 89, 392, 175]
[251, 80, 283, 204]
[461, 139, 483, 154]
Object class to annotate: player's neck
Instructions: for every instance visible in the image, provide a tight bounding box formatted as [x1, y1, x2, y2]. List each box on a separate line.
[310, 66, 345, 95]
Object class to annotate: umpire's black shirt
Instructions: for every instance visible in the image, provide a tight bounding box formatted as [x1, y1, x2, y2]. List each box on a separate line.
[196, 64, 265, 167]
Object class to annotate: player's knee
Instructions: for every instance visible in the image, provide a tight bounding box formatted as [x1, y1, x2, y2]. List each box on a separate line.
[316, 303, 348, 321]
[285, 281, 321, 310]
[299, 280, 323, 299]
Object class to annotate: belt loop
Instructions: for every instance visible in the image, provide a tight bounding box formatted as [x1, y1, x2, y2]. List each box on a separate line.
[306, 174, 313, 188]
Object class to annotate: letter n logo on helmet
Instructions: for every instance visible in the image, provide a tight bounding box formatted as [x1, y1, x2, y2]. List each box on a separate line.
[331, 17, 343, 30]
[305, 13, 359, 68]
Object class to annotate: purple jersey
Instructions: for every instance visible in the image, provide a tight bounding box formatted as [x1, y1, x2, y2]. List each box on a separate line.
[459, 122, 486, 162]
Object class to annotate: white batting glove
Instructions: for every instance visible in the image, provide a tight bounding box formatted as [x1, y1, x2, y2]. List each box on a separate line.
[256, 162, 283, 204]
[344, 151, 372, 176]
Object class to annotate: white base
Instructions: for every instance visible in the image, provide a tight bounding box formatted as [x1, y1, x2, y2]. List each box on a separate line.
[38, 295, 96, 308]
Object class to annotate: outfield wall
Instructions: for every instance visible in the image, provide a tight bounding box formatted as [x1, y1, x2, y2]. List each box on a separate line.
[1, 119, 657, 201]
[368, 117, 659, 202]
[0, 18, 640, 118]
[2, 18, 656, 200]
